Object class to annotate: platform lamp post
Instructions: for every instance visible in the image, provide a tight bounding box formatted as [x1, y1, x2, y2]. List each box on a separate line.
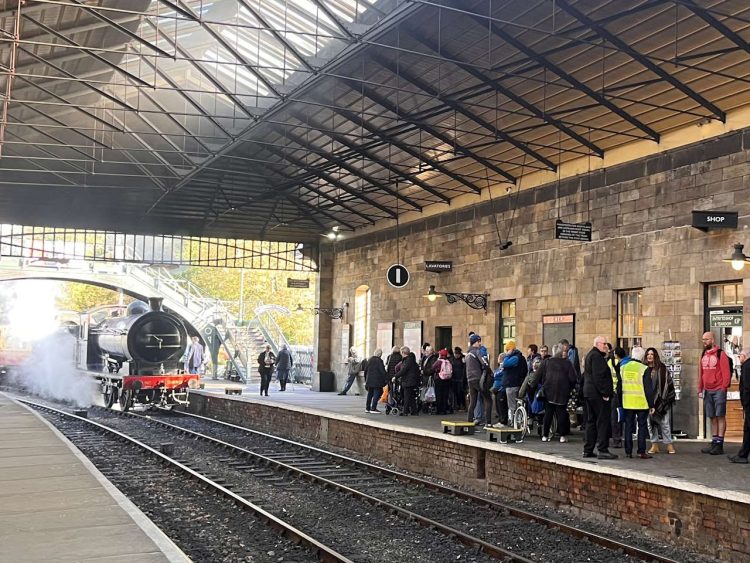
[723, 243, 750, 271]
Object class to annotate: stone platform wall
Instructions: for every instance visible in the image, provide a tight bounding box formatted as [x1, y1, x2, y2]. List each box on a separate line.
[188, 393, 750, 561]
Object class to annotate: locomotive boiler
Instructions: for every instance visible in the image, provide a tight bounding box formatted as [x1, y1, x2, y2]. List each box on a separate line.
[81, 297, 199, 411]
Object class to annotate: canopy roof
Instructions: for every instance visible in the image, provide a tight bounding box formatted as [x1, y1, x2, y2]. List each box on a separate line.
[1, 0, 749, 242]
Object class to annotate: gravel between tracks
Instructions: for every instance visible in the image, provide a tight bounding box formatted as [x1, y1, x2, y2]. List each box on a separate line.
[95, 410, 689, 562]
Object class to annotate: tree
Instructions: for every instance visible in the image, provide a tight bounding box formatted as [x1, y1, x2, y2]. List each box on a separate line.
[56, 282, 128, 312]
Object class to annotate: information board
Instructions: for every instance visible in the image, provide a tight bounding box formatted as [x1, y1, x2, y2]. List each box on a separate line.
[555, 220, 592, 242]
[542, 313, 575, 349]
[376, 322, 394, 352]
[403, 321, 423, 357]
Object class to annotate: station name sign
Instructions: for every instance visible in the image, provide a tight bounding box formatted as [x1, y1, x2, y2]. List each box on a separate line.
[692, 210, 738, 231]
[425, 260, 453, 273]
[555, 220, 592, 242]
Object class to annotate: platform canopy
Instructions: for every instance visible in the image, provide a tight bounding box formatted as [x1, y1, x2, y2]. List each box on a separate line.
[1, 0, 749, 242]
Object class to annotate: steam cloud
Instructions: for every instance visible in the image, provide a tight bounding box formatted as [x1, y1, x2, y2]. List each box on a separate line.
[11, 330, 97, 408]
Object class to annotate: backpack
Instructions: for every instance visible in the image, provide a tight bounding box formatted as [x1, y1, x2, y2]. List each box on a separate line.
[437, 358, 453, 380]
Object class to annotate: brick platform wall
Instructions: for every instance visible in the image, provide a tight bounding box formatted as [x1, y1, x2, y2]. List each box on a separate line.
[188, 393, 750, 561]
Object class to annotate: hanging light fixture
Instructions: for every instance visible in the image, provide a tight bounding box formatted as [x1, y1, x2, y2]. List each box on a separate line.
[723, 243, 750, 271]
[425, 285, 439, 302]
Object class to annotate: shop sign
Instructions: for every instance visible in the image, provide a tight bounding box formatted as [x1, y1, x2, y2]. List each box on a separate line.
[543, 314, 575, 324]
[555, 220, 592, 242]
[709, 312, 743, 327]
[425, 260, 453, 273]
[692, 210, 738, 230]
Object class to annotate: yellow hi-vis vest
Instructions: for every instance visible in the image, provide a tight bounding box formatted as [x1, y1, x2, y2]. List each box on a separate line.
[621, 360, 648, 410]
[607, 358, 619, 393]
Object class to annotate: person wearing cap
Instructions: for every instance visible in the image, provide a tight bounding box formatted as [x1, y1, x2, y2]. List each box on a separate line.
[729, 348, 750, 463]
[433, 348, 453, 415]
[466, 334, 491, 425]
[501, 341, 528, 422]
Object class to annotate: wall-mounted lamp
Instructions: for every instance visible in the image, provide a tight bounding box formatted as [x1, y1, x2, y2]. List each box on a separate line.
[296, 302, 348, 320]
[424, 285, 488, 312]
[723, 243, 750, 271]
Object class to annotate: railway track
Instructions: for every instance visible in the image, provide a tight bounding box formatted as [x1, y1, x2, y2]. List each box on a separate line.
[23, 398, 701, 563]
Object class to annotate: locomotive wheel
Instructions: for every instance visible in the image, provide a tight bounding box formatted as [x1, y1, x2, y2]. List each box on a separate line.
[119, 389, 133, 412]
[103, 385, 119, 409]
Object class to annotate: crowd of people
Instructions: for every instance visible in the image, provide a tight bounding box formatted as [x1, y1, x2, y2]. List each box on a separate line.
[338, 329, 750, 465]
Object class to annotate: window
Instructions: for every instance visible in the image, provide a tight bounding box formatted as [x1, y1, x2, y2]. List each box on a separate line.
[617, 289, 642, 351]
[353, 285, 371, 358]
[708, 282, 743, 307]
[500, 300, 516, 348]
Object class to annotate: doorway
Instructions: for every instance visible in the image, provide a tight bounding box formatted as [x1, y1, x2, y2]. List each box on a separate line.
[704, 281, 743, 440]
[435, 326, 453, 353]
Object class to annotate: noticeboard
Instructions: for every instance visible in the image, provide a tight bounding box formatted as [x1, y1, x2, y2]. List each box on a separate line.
[555, 220, 592, 242]
[403, 321, 422, 357]
[376, 322, 394, 352]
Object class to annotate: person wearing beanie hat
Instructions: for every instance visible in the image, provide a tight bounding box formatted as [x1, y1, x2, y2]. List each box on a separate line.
[729, 347, 750, 463]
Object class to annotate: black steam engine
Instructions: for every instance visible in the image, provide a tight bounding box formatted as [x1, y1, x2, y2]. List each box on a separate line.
[81, 297, 199, 410]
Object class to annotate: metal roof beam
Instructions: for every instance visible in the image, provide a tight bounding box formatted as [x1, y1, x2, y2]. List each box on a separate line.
[557, 0, 725, 123]
[278, 128, 422, 212]
[679, 0, 750, 57]
[403, 27, 604, 158]
[371, 55, 554, 171]
[473, 14, 660, 142]
[169, 1, 282, 99]
[341, 77, 508, 188]
[287, 109, 449, 203]
[66, 0, 173, 59]
[260, 143, 398, 219]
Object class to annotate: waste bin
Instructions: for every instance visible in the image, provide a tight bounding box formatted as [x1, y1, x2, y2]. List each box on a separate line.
[318, 370, 335, 392]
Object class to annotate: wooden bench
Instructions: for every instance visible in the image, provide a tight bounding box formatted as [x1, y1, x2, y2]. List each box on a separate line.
[486, 426, 524, 443]
[225, 386, 243, 396]
[442, 421, 476, 436]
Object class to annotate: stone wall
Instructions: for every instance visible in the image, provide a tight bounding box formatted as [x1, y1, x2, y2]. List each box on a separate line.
[326, 130, 750, 435]
[188, 393, 750, 561]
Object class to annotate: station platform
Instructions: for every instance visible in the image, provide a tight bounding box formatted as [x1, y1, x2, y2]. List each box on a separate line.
[0, 392, 188, 563]
[191, 379, 750, 561]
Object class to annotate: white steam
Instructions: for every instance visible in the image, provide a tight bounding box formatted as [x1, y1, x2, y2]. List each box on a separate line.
[3, 281, 97, 407]
[11, 330, 97, 407]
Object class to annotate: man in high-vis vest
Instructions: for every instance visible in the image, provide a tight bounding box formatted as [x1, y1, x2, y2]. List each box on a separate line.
[620, 346, 656, 459]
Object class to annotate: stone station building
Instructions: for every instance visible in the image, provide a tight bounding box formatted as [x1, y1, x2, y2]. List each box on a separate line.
[319, 128, 750, 439]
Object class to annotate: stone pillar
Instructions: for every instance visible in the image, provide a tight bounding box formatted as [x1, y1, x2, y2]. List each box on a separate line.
[312, 245, 334, 391]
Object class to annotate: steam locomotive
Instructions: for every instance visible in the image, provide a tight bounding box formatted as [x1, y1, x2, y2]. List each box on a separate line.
[78, 297, 199, 410]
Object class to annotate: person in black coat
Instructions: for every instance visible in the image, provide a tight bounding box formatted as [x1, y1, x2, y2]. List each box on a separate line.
[729, 349, 750, 463]
[364, 349, 388, 414]
[395, 347, 420, 415]
[539, 344, 578, 441]
[583, 336, 617, 459]
[451, 347, 467, 411]
[257, 344, 276, 397]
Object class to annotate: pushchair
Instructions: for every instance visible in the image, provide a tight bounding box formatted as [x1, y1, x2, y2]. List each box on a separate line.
[385, 378, 403, 416]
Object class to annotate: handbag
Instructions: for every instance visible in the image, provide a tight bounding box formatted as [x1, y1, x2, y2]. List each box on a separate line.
[422, 376, 436, 403]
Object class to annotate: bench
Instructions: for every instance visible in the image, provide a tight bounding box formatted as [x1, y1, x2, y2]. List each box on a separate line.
[442, 421, 476, 436]
[225, 386, 243, 396]
[486, 426, 524, 443]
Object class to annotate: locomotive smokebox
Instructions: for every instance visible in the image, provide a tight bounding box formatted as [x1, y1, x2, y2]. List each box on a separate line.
[148, 297, 164, 312]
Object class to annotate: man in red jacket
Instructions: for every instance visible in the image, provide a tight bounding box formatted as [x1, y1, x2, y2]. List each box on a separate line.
[699, 332, 732, 455]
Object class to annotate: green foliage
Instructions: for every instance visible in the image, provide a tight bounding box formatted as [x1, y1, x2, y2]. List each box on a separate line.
[56, 282, 128, 312]
[175, 268, 316, 345]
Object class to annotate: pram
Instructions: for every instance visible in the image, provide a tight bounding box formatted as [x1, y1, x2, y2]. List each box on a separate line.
[385, 378, 403, 416]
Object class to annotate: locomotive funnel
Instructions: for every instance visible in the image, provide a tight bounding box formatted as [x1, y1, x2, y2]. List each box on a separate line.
[148, 297, 164, 312]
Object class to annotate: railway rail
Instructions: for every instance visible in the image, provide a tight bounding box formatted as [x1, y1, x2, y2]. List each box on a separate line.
[21, 396, 706, 563]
